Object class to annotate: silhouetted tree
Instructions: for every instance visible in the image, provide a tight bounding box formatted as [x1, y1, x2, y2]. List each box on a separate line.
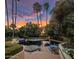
[5, 0, 9, 28]
[33, 2, 42, 27]
[44, 2, 49, 25]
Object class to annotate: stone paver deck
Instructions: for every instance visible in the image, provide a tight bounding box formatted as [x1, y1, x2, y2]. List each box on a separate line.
[10, 41, 60, 59]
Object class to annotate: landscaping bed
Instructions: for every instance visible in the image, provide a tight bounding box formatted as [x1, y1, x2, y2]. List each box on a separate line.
[59, 43, 74, 59]
[5, 41, 23, 59]
[63, 43, 74, 59]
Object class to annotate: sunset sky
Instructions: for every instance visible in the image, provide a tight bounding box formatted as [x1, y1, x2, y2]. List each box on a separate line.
[5, 0, 56, 28]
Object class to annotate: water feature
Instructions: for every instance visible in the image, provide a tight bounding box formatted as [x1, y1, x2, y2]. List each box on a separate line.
[18, 38, 42, 52]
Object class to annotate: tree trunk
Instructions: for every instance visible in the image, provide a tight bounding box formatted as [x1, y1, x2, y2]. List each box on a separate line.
[37, 12, 39, 26]
[5, 0, 9, 28]
[12, 28, 15, 38]
[46, 10, 48, 25]
[12, 0, 14, 25]
[12, 0, 15, 38]
[40, 12, 42, 27]
[15, 0, 17, 26]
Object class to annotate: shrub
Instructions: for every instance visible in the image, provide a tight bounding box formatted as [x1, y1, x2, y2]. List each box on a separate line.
[5, 37, 13, 41]
[5, 44, 23, 56]
[5, 41, 13, 48]
[18, 23, 41, 37]
[63, 48, 74, 59]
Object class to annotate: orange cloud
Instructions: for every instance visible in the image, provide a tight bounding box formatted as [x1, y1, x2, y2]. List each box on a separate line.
[5, 19, 48, 29]
[32, 20, 48, 27]
[16, 21, 26, 28]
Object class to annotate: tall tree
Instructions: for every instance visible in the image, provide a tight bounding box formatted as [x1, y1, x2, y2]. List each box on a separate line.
[39, 4, 42, 27]
[11, 0, 20, 38]
[15, 0, 20, 26]
[46, 0, 74, 44]
[12, 0, 15, 37]
[33, 2, 42, 27]
[5, 0, 9, 28]
[44, 2, 49, 25]
[12, 0, 14, 25]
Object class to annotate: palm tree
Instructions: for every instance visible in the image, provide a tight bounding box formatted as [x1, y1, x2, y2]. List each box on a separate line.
[11, 0, 15, 37]
[10, 23, 16, 37]
[44, 2, 49, 25]
[5, 0, 9, 28]
[39, 4, 42, 27]
[15, 0, 20, 26]
[12, 0, 14, 25]
[11, 0, 20, 38]
[33, 2, 42, 27]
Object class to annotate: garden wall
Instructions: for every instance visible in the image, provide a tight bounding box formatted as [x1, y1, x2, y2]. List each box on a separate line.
[59, 43, 72, 59]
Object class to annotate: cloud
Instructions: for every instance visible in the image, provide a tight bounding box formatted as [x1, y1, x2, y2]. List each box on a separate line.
[5, 19, 48, 29]
[14, 12, 37, 19]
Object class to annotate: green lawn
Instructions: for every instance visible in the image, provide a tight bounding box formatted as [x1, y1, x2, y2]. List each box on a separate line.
[5, 41, 23, 59]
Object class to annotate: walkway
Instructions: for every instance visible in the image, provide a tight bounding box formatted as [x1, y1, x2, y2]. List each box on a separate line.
[10, 41, 60, 59]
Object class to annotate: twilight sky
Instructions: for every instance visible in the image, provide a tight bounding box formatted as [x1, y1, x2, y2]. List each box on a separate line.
[6, 0, 56, 28]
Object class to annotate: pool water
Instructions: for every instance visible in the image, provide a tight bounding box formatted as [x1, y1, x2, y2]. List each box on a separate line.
[24, 45, 41, 52]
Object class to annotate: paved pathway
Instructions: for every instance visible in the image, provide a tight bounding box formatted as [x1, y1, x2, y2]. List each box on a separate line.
[10, 41, 60, 59]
